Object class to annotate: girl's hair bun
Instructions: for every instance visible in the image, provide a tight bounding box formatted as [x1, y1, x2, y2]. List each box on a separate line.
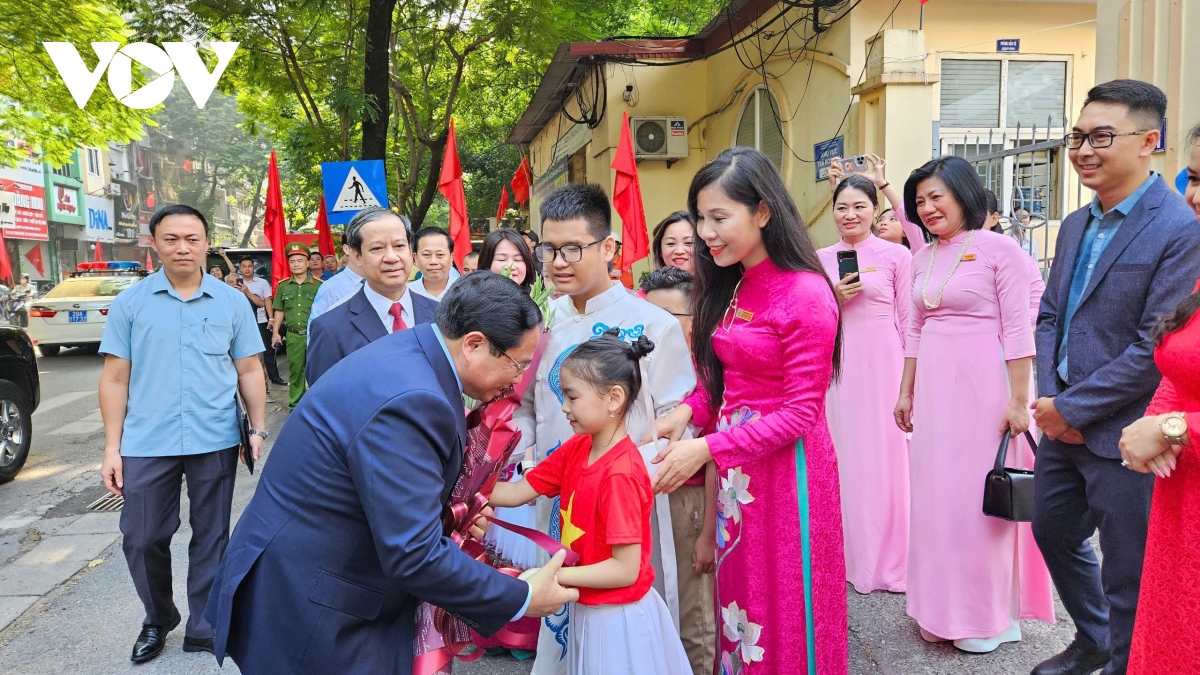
[629, 335, 656, 359]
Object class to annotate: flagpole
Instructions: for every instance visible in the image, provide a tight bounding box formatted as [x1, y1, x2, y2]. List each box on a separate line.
[920, 4, 924, 30]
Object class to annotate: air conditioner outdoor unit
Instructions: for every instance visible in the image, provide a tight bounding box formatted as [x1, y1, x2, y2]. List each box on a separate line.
[107, 183, 121, 196]
[630, 117, 689, 160]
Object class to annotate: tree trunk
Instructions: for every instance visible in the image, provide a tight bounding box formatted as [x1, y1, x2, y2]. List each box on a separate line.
[409, 134, 447, 228]
[239, 165, 268, 248]
[361, 0, 398, 160]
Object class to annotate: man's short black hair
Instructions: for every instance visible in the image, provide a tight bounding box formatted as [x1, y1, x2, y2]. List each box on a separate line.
[523, 230, 540, 245]
[540, 183, 612, 240]
[309, 251, 322, 260]
[436, 271, 541, 351]
[414, 226, 454, 253]
[639, 266, 693, 299]
[1082, 79, 1168, 130]
[149, 204, 209, 237]
[237, 256, 254, 265]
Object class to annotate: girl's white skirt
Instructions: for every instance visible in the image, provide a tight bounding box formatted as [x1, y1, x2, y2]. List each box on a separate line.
[483, 502, 542, 570]
[566, 588, 692, 675]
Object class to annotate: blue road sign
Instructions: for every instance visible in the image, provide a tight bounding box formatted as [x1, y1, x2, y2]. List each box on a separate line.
[814, 136, 845, 182]
[321, 160, 389, 225]
[997, 39, 1020, 53]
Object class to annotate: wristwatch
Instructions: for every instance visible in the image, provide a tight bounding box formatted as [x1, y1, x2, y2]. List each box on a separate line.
[1160, 413, 1188, 446]
[249, 428, 270, 440]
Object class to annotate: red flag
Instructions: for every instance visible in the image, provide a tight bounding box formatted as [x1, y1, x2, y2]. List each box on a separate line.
[23, 244, 43, 278]
[0, 234, 12, 284]
[438, 119, 470, 269]
[93, 240, 103, 262]
[496, 187, 509, 223]
[263, 150, 288, 291]
[611, 112, 650, 276]
[920, 0, 930, 4]
[510, 156, 531, 206]
[316, 195, 335, 259]
[145, 249, 154, 270]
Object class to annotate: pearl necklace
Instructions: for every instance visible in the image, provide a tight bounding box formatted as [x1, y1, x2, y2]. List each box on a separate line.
[921, 230, 977, 309]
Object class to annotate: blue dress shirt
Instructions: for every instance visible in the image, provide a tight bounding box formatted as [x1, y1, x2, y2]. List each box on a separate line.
[99, 270, 264, 457]
[1057, 172, 1158, 382]
[307, 266, 364, 335]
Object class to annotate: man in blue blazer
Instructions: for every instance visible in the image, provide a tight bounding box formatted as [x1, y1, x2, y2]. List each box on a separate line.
[306, 207, 439, 384]
[207, 272, 577, 674]
[1031, 80, 1200, 675]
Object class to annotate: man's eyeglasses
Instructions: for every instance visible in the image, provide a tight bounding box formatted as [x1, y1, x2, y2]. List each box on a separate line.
[1064, 130, 1150, 149]
[534, 239, 605, 264]
[484, 335, 529, 376]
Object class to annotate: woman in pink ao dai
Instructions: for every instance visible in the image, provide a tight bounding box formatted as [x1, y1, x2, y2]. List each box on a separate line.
[817, 174, 912, 594]
[894, 157, 1054, 654]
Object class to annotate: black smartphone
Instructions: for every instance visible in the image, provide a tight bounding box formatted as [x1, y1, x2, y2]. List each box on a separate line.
[837, 249, 859, 281]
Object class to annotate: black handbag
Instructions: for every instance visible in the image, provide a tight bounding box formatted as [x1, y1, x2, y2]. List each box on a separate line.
[982, 429, 1038, 522]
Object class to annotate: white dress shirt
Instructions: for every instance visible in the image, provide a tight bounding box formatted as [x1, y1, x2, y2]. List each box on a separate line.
[410, 274, 456, 301]
[362, 283, 414, 334]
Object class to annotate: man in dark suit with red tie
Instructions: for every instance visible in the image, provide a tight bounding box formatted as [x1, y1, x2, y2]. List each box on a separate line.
[306, 207, 438, 384]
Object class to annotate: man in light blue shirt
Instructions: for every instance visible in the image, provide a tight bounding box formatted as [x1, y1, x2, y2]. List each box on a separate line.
[306, 250, 364, 334]
[99, 205, 267, 664]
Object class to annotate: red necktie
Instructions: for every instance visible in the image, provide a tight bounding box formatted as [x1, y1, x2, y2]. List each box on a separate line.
[389, 302, 407, 333]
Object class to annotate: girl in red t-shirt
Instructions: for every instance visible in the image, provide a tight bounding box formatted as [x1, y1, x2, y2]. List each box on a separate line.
[491, 330, 692, 675]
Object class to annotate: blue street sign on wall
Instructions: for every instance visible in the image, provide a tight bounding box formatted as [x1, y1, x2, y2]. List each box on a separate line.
[814, 136, 845, 182]
[997, 39, 1020, 53]
[320, 160, 389, 225]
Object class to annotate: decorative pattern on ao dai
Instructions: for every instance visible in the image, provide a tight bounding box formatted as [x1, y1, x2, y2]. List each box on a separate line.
[684, 261, 847, 675]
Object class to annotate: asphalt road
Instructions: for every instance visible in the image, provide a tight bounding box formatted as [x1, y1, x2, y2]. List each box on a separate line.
[0, 349, 1082, 674]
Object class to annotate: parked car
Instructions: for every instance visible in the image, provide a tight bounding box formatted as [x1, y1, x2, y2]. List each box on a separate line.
[26, 262, 147, 357]
[0, 325, 40, 483]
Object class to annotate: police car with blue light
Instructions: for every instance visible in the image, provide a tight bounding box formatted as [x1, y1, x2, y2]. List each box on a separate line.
[26, 262, 148, 357]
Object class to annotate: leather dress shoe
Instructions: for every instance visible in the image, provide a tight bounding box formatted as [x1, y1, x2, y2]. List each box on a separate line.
[1031, 640, 1110, 675]
[182, 636, 215, 654]
[130, 613, 180, 664]
[270, 377, 287, 386]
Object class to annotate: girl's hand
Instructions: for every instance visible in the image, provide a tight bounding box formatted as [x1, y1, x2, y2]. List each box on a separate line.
[827, 157, 844, 191]
[651, 437, 712, 494]
[866, 153, 888, 188]
[1120, 415, 1179, 477]
[894, 394, 913, 433]
[692, 532, 715, 575]
[833, 272, 864, 305]
[644, 404, 693, 445]
[1001, 399, 1030, 435]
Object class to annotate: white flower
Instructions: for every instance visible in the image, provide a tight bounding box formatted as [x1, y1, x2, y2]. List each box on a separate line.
[721, 601, 765, 664]
[718, 468, 755, 523]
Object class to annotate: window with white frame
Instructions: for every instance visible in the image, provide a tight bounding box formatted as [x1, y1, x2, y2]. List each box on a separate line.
[734, 87, 785, 170]
[86, 147, 102, 176]
[940, 58, 1068, 130]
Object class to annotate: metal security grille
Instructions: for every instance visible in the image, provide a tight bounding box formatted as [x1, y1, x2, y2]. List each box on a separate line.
[944, 117, 1067, 277]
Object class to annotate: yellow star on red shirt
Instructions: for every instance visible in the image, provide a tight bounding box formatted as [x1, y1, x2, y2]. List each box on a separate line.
[560, 493, 586, 549]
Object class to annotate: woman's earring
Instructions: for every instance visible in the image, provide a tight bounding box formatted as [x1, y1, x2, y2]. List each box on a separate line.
[609, 411, 615, 418]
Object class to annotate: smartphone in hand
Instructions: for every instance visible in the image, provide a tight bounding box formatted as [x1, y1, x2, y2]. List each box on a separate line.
[841, 155, 870, 174]
[837, 249, 860, 281]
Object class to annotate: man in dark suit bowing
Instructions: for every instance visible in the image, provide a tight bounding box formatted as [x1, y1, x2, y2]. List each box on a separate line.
[306, 206, 438, 384]
[206, 272, 577, 674]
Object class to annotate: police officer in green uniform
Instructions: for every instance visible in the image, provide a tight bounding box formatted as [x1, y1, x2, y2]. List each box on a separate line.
[270, 243, 322, 407]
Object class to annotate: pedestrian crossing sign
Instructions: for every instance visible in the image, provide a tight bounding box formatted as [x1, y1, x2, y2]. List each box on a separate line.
[320, 160, 389, 225]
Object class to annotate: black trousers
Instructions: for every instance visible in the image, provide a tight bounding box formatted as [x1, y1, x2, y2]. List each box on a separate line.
[1032, 438, 1155, 674]
[258, 321, 280, 381]
[119, 447, 237, 638]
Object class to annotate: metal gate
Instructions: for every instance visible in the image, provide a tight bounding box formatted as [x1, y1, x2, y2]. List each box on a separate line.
[942, 116, 1069, 276]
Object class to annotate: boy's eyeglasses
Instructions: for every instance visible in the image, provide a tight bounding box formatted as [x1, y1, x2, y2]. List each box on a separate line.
[1064, 130, 1150, 149]
[534, 239, 605, 264]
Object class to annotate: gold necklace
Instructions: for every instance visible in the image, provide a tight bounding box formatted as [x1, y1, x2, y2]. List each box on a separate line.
[921, 230, 977, 310]
[720, 277, 745, 332]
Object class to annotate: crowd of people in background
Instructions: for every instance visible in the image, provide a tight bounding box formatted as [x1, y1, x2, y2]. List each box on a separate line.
[95, 77, 1200, 675]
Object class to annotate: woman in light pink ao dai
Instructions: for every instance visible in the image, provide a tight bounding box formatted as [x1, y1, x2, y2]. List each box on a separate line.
[817, 174, 912, 594]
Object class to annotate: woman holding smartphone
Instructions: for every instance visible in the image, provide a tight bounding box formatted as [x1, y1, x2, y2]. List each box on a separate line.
[817, 174, 913, 594]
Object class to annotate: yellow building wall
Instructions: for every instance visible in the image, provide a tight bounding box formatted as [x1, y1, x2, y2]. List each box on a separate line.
[526, 0, 1097, 262]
